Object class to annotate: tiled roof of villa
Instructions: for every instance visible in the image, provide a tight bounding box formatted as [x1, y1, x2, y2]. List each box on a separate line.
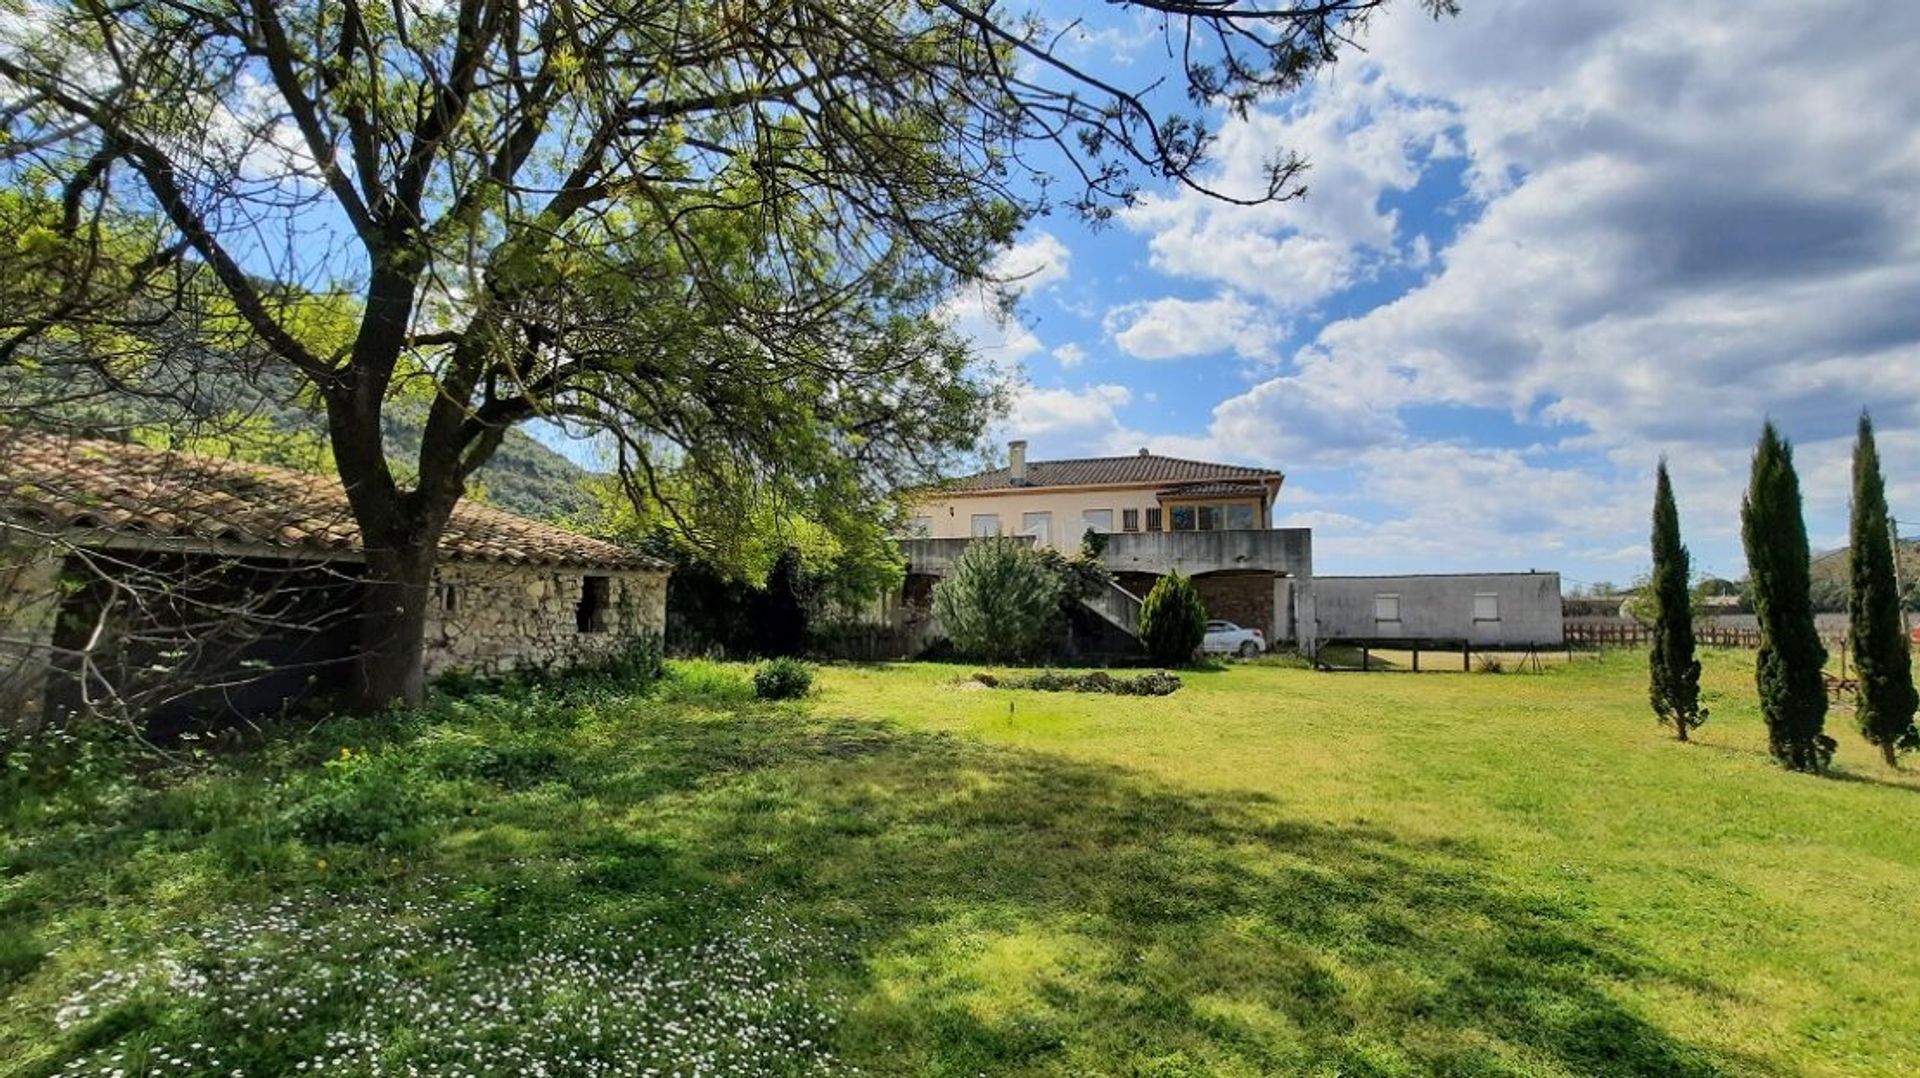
[945, 452, 1281, 492]
[0, 428, 668, 571]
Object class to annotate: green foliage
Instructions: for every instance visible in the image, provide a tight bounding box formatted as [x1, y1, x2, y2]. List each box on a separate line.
[1035, 542, 1117, 619]
[0, 0, 1435, 709]
[1138, 572, 1208, 667]
[753, 658, 814, 700]
[1847, 413, 1918, 764]
[1741, 422, 1832, 771]
[434, 633, 664, 700]
[986, 669, 1182, 696]
[600, 632, 667, 687]
[284, 746, 431, 848]
[1649, 460, 1707, 739]
[932, 538, 1064, 661]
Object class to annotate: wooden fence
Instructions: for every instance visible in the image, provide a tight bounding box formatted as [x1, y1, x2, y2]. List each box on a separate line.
[1565, 622, 1849, 651]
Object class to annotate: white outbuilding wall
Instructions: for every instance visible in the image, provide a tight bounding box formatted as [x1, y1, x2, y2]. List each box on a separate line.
[1314, 572, 1563, 646]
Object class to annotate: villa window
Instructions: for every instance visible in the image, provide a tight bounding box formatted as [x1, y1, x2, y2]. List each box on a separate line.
[1170, 506, 1197, 531]
[906, 515, 933, 537]
[578, 575, 611, 634]
[1146, 507, 1163, 532]
[1021, 511, 1052, 546]
[1474, 593, 1502, 622]
[1122, 508, 1140, 532]
[1197, 505, 1223, 531]
[970, 513, 1002, 537]
[1226, 504, 1257, 530]
[1374, 594, 1401, 623]
[1082, 509, 1113, 534]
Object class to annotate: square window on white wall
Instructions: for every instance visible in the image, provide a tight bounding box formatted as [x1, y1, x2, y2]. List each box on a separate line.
[971, 514, 1001, 537]
[1082, 509, 1113, 534]
[1374, 594, 1400, 622]
[1021, 511, 1052, 546]
[1474, 593, 1501, 621]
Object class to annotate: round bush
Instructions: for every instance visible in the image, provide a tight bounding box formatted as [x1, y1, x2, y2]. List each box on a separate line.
[932, 537, 1064, 661]
[753, 657, 814, 700]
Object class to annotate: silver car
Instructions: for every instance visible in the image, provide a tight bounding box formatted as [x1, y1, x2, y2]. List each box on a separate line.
[1202, 619, 1266, 657]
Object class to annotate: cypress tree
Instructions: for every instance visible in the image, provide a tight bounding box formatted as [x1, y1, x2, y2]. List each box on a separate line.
[1649, 459, 1707, 740]
[1848, 411, 1918, 766]
[1741, 422, 1833, 771]
[1138, 571, 1208, 667]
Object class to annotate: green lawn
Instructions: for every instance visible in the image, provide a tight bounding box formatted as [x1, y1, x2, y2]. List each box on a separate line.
[4, 651, 1918, 1076]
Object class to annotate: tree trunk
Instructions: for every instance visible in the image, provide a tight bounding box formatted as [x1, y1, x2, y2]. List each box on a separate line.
[1675, 722, 1689, 743]
[351, 539, 437, 712]
[1882, 740, 1899, 768]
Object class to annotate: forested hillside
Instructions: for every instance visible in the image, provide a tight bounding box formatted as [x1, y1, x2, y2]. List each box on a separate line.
[7, 363, 601, 524]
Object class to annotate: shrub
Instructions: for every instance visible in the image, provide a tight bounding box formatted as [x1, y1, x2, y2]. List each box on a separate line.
[987, 669, 1182, 695]
[1138, 572, 1207, 666]
[285, 746, 429, 847]
[1474, 654, 1505, 674]
[754, 657, 814, 700]
[933, 538, 1063, 661]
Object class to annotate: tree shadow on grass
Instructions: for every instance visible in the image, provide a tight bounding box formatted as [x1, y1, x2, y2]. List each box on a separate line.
[4, 705, 1781, 1077]
[562, 713, 1772, 1076]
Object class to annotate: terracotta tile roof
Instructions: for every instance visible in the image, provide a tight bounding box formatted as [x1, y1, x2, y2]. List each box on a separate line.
[945, 452, 1282, 492]
[0, 429, 668, 571]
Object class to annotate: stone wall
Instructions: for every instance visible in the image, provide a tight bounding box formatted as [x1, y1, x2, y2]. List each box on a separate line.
[0, 537, 64, 729]
[422, 562, 668, 679]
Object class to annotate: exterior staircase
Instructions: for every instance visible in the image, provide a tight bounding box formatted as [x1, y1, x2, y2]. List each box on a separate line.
[1079, 578, 1145, 640]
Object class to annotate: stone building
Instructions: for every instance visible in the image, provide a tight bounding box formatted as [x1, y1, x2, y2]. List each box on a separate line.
[1, 430, 667, 725]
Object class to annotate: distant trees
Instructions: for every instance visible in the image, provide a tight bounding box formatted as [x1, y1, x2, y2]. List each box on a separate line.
[1138, 572, 1208, 667]
[1741, 422, 1833, 772]
[1648, 460, 1707, 741]
[933, 539, 1062, 663]
[1847, 413, 1918, 766]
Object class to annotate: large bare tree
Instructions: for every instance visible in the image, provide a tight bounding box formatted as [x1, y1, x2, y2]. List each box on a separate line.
[0, 0, 1450, 710]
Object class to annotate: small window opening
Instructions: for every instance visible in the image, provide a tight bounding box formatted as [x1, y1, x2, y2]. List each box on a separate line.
[437, 583, 458, 613]
[1122, 508, 1140, 532]
[1474, 592, 1501, 622]
[1374, 594, 1401, 622]
[577, 575, 611, 633]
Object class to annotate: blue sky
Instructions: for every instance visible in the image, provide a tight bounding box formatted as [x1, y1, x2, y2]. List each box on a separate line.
[942, 0, 1920, 589]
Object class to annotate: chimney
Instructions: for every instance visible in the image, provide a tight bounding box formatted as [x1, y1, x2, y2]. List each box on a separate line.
[1008, 439, 1028, 485]
[1138, 447, 1150, 456]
